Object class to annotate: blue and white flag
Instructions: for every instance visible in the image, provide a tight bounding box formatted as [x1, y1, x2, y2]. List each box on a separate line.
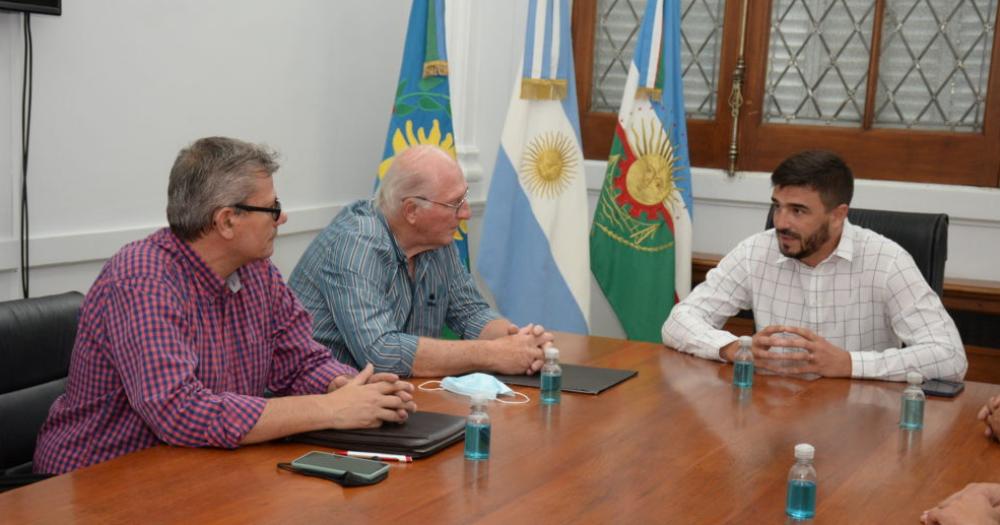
[478, 0, 589, 333]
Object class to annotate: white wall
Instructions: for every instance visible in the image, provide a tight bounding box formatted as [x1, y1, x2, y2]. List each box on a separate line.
[3, 1, 1000, 342]
[0, 0, 409, 297]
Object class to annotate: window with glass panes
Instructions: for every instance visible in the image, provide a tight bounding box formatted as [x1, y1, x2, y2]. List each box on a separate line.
[572, 0, 1000, 186]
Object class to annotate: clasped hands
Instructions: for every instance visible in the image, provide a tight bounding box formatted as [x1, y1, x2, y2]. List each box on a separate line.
[329, 364, 417, 427]
[721, 325, 852, 378]
[499, 323, 555, 375]
[978, 394, 1000, 442]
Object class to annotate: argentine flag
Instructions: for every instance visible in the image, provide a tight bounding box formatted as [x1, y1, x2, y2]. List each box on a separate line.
[478, 0, 589, 334]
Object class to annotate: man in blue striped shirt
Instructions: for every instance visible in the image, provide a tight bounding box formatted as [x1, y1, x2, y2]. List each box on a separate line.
[290, 145, 553, 377]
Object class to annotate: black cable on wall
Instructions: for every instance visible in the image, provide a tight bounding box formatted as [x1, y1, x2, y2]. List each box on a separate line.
[20, 12, 33, 298]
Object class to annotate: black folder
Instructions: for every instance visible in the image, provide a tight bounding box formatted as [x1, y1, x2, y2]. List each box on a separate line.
[496, 364, 637, 394]
[289, 411, 465, 459]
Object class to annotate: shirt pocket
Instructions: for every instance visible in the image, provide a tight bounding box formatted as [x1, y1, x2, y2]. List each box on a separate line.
[408, 282, 448, 337]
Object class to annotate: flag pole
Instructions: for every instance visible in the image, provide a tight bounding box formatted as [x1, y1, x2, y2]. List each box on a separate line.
[727, 0, 750, 177]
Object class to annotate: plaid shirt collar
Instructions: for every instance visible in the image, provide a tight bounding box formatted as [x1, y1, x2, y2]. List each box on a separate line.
[157, 229, 243, 297]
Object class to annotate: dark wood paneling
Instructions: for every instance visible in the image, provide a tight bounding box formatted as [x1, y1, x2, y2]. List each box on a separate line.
[573, 0, 1000, 187]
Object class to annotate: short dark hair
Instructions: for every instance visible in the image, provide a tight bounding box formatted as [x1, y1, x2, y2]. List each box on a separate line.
[770, 150, 853, 210]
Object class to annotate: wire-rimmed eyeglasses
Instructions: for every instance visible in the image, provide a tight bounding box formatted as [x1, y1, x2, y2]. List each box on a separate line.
[403, 191, 469, 217]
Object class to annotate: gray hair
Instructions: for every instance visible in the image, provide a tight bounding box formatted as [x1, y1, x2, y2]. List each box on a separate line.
[375, 145, 442, 216]
[167, 137, 280, 241]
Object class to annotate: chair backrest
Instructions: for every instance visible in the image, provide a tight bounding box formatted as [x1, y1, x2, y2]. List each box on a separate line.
[0, 291, 83, 474]
[765, 207, 949, 295]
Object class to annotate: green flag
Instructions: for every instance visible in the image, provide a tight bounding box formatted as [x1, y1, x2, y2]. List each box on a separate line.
[590, 0, 694, 342]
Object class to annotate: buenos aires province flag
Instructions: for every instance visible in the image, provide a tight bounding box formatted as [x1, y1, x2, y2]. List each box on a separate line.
[478, 0, 589, 333]
[590, 0, 694, 342]
[377, 0, 468, 265]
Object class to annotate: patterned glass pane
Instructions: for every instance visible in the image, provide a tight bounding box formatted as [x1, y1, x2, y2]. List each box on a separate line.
[764, 0, 876, 126]
[591, 0, 724, 119]
[874, 0, 997, 132]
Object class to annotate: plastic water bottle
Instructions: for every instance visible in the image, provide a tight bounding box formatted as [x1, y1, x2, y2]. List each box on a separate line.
[732, 336, 754, 388]
[540, 347, 562, 405]
[786, 443, 817, 520]
[900, 371, 925, 430]
[464, 393, 491, 460]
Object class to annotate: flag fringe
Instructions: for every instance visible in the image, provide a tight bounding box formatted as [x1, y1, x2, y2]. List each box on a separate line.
[423, 60, 449, 78]
[635, 86, 662, 101]
[520, 78, 568, 100]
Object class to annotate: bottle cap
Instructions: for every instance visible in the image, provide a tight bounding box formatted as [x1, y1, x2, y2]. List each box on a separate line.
[906, 371, 923, 385]
[544, 347, 559, 359]
[470, 392, 491, 405]
[794, 443, 815, 460]
[738, 336, 752, 347]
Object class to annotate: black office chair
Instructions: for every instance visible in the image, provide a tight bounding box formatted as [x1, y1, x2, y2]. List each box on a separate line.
[0, 291, 83, 492]
[765, 207, 949, 295]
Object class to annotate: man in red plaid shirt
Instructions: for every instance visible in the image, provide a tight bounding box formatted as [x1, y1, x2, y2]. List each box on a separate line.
[34, 137, 416, 475]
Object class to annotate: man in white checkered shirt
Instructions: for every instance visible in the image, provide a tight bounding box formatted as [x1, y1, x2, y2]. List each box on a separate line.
[662, 150, 966, 382]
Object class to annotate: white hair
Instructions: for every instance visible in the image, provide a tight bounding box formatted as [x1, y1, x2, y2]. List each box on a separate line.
[375, 145, 448, 215]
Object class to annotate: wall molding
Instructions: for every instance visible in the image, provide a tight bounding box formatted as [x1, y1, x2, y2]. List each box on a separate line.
[447, 0, 484, 186]
[583, 160, 1000, 281]
[0, 200, 489, 273]
[584, 161, 1000, 224]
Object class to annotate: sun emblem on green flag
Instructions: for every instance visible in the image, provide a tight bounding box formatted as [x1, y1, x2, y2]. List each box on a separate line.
[616, 118, 683, 220]
[594, 117, 685, 252]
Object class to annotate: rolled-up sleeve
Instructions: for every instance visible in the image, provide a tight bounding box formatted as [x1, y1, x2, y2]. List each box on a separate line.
[106, 279, 265, 449]
[321, 258, 420, 376]
[662, 240, 752, 361]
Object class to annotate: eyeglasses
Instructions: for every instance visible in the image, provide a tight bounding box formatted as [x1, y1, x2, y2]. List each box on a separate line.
[232, 199, 282, 221]
[403, 191, 469, 217]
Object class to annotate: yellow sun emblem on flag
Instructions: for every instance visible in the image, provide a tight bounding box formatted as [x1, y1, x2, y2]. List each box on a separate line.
[378, 119, 462, 240]
[378, 119, 456, 181]
[520, 131, 578, 198]
[613, 118, 682, 221]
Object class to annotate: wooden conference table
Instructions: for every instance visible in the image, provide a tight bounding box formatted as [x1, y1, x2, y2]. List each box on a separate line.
[2, 333, 998, 524]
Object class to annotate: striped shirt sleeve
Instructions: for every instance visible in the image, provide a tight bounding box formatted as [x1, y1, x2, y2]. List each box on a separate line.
[320, 256, 420, 376]
[266, 265, 357, 395]
[444, 245, 500, 339]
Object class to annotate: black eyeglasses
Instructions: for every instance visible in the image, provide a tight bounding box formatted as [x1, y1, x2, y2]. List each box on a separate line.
[403, 191, 469, 217]
[232, 199, 282, 221]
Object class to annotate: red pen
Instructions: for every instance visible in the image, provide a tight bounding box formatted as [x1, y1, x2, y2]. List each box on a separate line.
[332, 449, 413, 463]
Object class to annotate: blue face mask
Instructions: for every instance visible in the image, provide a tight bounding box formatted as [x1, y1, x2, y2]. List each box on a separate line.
[419, 373, 530, 404]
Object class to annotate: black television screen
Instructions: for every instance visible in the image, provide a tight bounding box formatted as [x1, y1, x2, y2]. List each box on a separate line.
[0, 0, 60, 15]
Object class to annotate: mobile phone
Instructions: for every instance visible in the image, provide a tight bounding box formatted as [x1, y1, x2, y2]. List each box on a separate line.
[291, 451, 389, 481]
[921, 379, 965, 398]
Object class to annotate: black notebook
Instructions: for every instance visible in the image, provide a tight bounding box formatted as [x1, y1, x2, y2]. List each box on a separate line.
[496, 364, 637, 394]
[289, 411, 465, 459]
